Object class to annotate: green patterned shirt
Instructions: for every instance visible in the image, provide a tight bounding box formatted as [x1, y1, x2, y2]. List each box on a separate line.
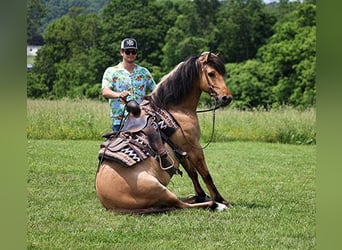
[101, 63, 156, 126]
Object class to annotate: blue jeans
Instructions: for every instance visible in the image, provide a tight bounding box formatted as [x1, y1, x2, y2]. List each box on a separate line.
[112, 124, 121, 132]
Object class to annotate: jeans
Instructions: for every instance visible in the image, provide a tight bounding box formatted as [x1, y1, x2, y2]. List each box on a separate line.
[112, 124, 121, 132]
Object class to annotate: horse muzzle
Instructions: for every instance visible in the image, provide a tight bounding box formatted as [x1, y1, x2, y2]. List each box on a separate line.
[217, 95, 232, 107]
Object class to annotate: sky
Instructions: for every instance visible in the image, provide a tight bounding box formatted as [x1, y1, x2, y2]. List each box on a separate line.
[263, 0, 302, 3]
[263, 0, 279, 3]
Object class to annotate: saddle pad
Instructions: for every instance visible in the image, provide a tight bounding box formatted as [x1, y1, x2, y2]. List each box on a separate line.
[98, 133, 152, 168]
[99, 102, 179, 168]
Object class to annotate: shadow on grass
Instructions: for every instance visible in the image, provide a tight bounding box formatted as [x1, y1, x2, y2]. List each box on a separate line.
[230, 201, 271, 209]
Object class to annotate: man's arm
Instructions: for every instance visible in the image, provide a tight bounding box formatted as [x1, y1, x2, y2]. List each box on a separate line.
[102, 87, 130, 100]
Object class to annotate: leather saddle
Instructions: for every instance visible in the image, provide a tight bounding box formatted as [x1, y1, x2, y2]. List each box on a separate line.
[121, 114, 149, 133]
[121, 100, 149, 133]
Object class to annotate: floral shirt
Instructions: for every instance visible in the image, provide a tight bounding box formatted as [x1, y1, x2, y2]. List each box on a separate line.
[101, 62, 156, 126]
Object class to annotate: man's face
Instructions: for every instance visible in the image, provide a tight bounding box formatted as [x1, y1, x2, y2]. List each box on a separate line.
[121, 49, 137, 63]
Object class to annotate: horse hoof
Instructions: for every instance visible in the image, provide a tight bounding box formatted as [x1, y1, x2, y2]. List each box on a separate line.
[215, 202, 228, 212]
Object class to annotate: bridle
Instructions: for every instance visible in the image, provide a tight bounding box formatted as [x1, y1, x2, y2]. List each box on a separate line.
[179, 55, 222, 150]
[196, 62, 221, 113]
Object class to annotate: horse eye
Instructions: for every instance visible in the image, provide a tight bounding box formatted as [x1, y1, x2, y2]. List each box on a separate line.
[208, 72, 215, 78]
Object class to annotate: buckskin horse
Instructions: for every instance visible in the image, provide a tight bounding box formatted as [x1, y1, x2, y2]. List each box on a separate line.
[96, 52, 233, 214]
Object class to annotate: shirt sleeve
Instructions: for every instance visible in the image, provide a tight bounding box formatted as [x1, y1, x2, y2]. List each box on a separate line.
[101, 67, 113, 90]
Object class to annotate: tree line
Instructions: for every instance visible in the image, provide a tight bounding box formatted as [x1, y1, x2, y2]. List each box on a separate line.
[27, 0, 316, 109]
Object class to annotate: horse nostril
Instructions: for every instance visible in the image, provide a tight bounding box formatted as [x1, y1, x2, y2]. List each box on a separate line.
[221, 95, 232, 106]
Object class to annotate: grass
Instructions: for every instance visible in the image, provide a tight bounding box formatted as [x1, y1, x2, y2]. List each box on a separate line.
[27, 99, 109, 140]
[27, 99, 316, 144]
[27, 55, 35, 65]
[200, 107, 316, 144]
[27, 139, 316, 249]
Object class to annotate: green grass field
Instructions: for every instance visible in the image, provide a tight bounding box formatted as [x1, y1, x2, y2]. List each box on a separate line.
[27, 99, 316, 248]
[27, 99, 315, 144]
[27, 139, 315, 249]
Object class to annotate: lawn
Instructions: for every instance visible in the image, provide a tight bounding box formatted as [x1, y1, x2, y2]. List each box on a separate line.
[27, 99, 316, 145]
[27, 139, 315, 249]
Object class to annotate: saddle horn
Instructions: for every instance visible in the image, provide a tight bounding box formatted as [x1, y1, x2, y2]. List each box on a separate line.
[126, 100, 141, 117]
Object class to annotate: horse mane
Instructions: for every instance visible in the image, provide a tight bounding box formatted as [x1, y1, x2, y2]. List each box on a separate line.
[150, 55, 200, 108]
[150, 53, 226, 109]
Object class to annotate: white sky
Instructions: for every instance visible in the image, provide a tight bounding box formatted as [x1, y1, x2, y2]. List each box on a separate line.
[263, 0, 302, 3]
[263, 0, 278, 3]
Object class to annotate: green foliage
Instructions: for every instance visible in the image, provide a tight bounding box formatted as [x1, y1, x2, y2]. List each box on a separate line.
[227, 60, 275, 109]
[216, 0, 276, 62]
[28, 0, 316, 109]
[29, 11, 103, 99]
[28, 139, 316, 249]
[161, 0, 218, 69]
[228, 2, 316, 108]
[100, 0, 180, 68]
[27, 0, 46, 43]
[27, 72, 49, 98]
[38, 0, 110, 32]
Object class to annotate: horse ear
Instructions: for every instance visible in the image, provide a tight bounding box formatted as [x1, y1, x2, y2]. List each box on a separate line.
[199, 51, 211, 64]
[207, 52, 212, 61]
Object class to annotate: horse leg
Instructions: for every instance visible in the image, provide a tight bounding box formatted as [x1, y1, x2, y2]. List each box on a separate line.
[180, 157, 211, 203]
[149, 181, 227, 211]
[187, 150, 231, 207]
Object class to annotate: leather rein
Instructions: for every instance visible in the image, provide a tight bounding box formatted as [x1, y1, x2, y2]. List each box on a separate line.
[179, 63, 220, 150]
[196, 64, 220, 149]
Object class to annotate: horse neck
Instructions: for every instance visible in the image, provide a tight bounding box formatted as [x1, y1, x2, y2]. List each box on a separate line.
[177, 84, 202, 112]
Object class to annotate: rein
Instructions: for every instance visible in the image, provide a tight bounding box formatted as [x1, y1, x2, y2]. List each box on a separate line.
[196, 104, 220, 113]
[181, 62, 220, 150]
[197, 99, 217, 150]
[194, 62, 219, 149]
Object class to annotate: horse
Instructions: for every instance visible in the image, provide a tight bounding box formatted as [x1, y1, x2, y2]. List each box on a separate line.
[95, 52, 233, 214]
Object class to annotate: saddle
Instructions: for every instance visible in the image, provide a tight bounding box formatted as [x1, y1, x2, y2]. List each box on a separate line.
[121, 100, 149, 133]
[98, 100, 186, 173]
[121, 115, 148, 133]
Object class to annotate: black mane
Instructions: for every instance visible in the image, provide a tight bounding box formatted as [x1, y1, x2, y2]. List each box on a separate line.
[150, 54, 226, 109]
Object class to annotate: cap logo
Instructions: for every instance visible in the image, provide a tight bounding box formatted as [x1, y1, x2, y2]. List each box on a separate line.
[121, 38, 137, 49]
[126, 39, 135, 47]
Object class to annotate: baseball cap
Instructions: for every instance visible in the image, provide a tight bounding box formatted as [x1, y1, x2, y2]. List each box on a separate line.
[121, 38, 138, 50]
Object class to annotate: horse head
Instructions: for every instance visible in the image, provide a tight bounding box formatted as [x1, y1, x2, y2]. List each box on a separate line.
[198, 52, 233, 107]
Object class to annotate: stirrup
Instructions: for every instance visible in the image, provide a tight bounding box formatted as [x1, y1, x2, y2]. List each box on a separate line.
[157, 155, 174, 170]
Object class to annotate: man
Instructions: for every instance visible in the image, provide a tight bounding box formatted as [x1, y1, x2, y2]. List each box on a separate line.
[101, 38, 156, 132]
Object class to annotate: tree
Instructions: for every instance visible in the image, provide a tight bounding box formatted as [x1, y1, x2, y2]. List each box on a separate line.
[28, 0, 316, 108]
[28, 9, 103, 98]
[96, 0, 182, 83]
[39, 0, 110, 33]
[227, 60, 275, 109]
[257, 2, 316, 107]
[27, 0, 46, 44]
[227, 2, 316, 109]
[161, 14, 210, 69]
[161, 0, 219, 70]
[216, 0, 276, 63]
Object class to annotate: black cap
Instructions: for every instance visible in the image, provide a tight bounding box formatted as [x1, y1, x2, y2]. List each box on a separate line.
[121, 38, 138, 50]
